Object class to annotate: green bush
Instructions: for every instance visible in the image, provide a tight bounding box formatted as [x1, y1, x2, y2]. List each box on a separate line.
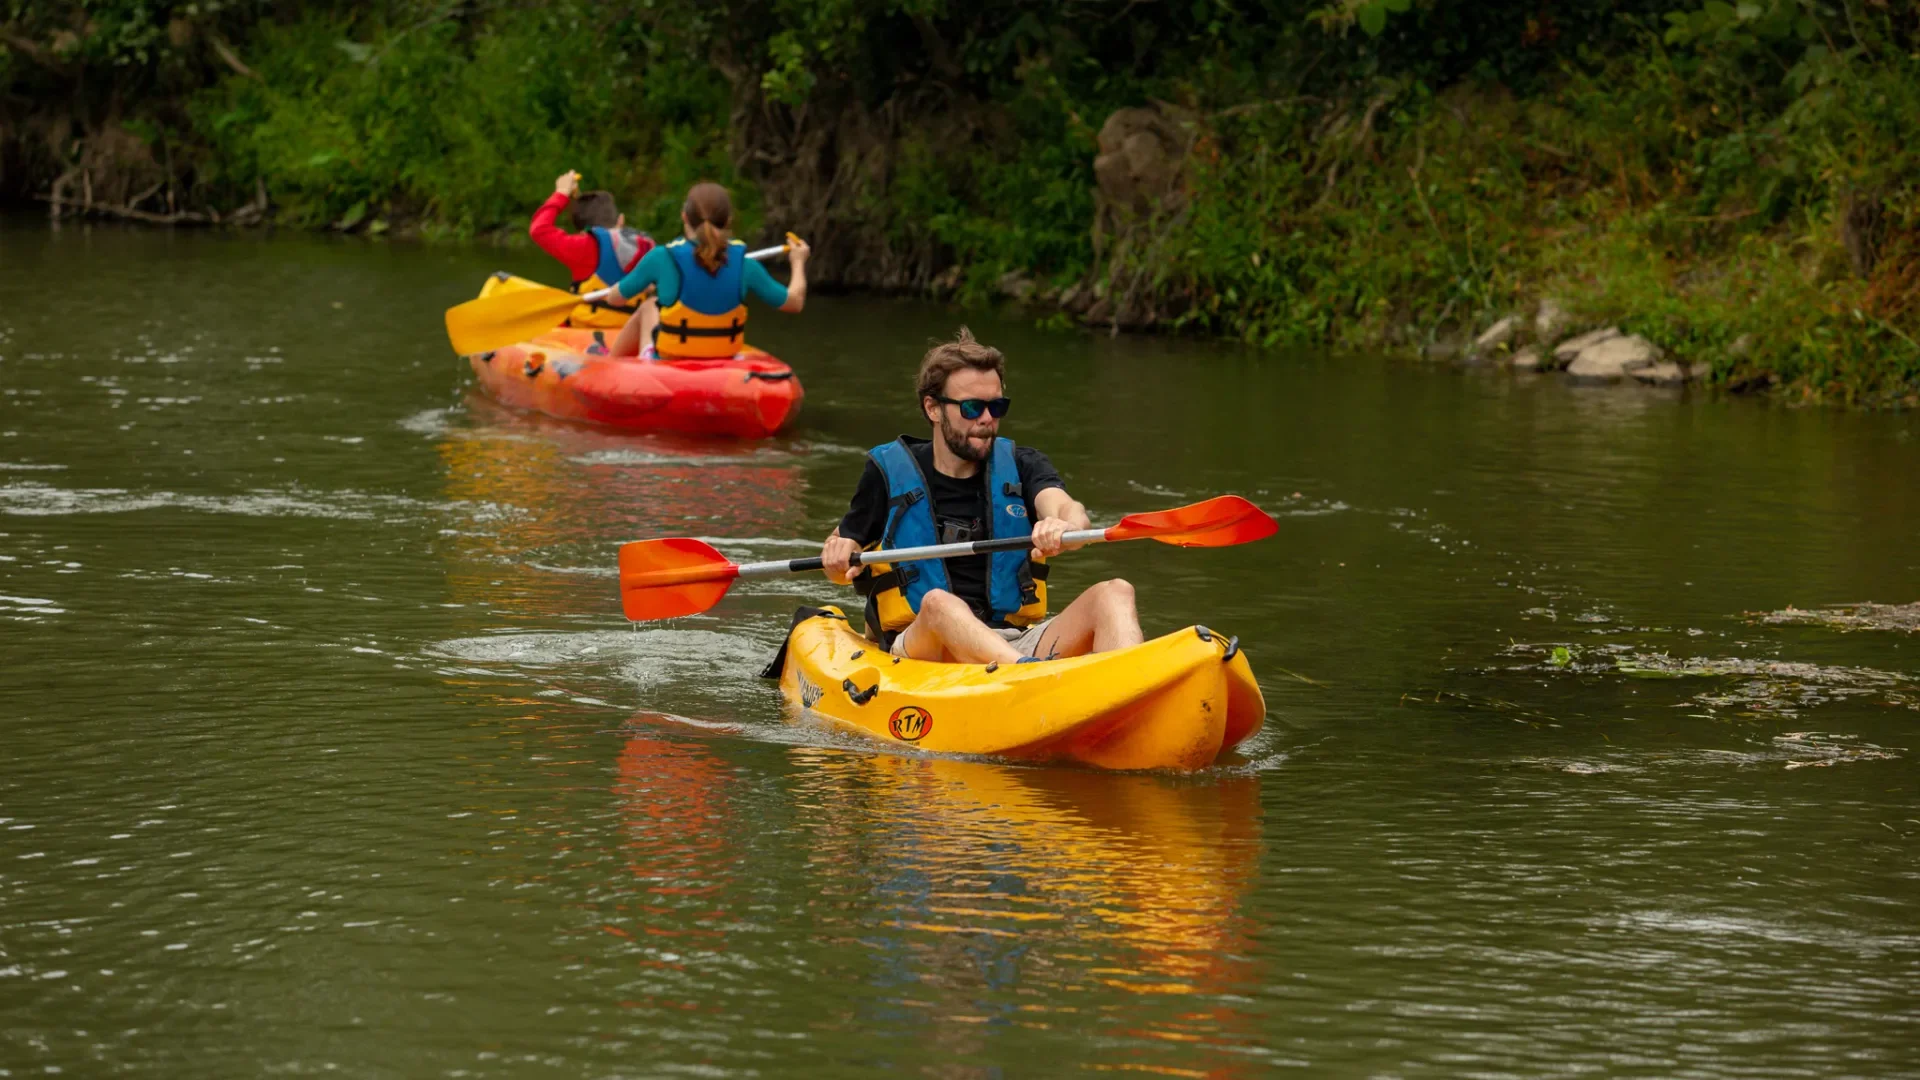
[190, 9, 630, 232]
[1085, 1, 1920, 402]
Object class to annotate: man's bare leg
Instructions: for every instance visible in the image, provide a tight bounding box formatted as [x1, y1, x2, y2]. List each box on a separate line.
[894, 590, 1023, 665]
[1024, 579, 1141, 660]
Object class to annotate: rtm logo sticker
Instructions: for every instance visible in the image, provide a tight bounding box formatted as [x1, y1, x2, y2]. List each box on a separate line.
[1005, 505, 1027, 518]
[887, 706, 933, 742]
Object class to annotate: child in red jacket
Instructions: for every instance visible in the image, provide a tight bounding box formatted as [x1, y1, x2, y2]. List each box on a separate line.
[529, 170, 655, 331]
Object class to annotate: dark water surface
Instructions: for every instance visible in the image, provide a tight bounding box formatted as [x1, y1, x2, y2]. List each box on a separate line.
[2, 222, 1917, 1076]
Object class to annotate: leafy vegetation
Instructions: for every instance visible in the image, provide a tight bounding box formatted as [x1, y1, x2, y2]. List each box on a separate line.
[3, 0, 1916, 403]
[1128, 2, 1920, 403]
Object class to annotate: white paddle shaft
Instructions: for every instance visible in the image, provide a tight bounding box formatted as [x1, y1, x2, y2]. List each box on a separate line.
[734, 528, 1107, 579]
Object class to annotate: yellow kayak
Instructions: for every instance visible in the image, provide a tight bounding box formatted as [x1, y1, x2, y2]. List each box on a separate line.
[772, 607, 1265, 771]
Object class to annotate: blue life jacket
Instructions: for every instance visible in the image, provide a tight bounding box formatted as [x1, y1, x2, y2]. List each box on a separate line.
[662, 239, 747, 313]
[580, 227, 646, 300]
[655, 239, 750, 358]
[563, 227, 647, 329]
[859, 436, 1047, 634]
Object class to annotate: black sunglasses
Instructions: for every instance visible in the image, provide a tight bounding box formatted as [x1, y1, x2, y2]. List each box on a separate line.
[933, 395, 1011, 420]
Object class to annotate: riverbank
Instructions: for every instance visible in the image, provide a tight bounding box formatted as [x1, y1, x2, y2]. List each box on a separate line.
[6, 1, 1915, 405]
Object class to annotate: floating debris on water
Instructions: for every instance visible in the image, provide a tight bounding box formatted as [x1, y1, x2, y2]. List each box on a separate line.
[1750, 601, 1920, 635]
[1517, 758, 1621, 774]
[1501, 640, 1635, 672]
[1618, 655, 1917, 717]
[1402, 688, 1564, 727]
[1515, 732, 1904, 773]
[1774, 732, 1904, 770]
[1503, 642, 1920, 718]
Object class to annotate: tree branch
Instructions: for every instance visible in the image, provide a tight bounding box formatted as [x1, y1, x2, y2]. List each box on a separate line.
[208, 33, 263, 81]
[1, 28, 68, 73]
[37, 194, 215, 226]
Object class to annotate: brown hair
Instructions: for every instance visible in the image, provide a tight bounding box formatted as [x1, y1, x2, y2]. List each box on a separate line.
[682, 182, 733, 274]
[571, 190, 620, 230]
[915, 327, 1006, 405]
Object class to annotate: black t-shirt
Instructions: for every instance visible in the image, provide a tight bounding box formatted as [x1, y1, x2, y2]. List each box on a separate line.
[838, 438, 1066, 623]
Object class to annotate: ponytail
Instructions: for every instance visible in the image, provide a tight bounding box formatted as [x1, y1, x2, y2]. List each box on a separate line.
[695, 221, 729, 274]
[683, 182, 733, 275]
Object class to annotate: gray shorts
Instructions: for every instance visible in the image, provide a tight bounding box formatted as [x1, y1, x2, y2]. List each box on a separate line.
[890, 618, 1055, 659]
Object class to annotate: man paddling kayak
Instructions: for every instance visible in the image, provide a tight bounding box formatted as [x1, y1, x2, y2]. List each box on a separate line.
[529, 170, 655, 330]
[820, 329, 1143, 664]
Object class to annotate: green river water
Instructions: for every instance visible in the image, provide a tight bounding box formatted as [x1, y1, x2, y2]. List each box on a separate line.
[1, 221, 1917, 1077]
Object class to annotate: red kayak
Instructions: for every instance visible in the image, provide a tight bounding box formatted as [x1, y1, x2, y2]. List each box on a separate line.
[463, 276, 804, 438]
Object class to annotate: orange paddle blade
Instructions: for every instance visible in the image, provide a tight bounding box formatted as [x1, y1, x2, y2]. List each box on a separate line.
[1104, 495, 1277, 547]
[444, 283, 583, 356]
[617, 538, 741, 621]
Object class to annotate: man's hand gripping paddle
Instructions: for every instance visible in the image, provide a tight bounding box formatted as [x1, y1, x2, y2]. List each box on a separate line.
[615, 495, 1278, 622]
[444, 234, 803, 357]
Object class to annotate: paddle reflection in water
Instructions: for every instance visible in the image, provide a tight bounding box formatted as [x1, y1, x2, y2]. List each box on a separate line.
[603, 731, 742, 996]
[785, 749, 1267, 1073]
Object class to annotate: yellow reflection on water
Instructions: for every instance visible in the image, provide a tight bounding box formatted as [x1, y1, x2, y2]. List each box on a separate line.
[786, 748, 1265, 1071]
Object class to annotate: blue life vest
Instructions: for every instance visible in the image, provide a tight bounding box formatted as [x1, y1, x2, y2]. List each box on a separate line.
[572, 224, 648, 295]
[656, 239, 750, 358]
[585, 227, 646, 295]
[662, 239, 748, 312]
[566, 226, 648, 329]
[859, 436, 1047, 633]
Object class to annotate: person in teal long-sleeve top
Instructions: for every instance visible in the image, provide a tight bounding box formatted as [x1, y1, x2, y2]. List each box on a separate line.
[583, 182, 810, 360]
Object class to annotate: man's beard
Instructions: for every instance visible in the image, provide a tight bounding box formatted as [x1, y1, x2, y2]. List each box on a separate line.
[939, 418, 992, 462]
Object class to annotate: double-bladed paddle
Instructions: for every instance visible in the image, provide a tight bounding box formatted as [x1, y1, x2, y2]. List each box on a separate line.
[444, 234, 802, 357]
[615, 494, 1277, 622]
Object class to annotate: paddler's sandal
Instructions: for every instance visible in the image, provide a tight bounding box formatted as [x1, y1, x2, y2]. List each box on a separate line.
[1015, 656, 1047, 664]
